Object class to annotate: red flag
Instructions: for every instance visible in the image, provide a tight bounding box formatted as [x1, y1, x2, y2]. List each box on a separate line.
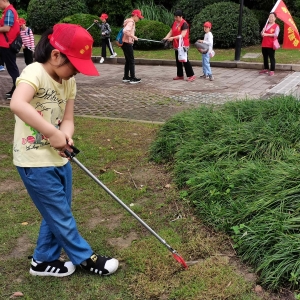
[271, 0, 300, 49]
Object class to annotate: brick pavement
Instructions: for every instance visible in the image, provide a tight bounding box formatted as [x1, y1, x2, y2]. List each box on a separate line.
[0, 57, 293, 123]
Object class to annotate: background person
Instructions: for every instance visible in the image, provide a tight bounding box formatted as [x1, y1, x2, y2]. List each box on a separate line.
[0, 0, 20, 100]
[163, 9, 196, 82]
[10, 23, 119, 278]
[94, 13, 116, 64]
[19, 18, 34, 65]
[121, 9, 143, 84]
[259, 12, 280, 76]
[0, 52, 5, 71]
[197, 21, 214, 81]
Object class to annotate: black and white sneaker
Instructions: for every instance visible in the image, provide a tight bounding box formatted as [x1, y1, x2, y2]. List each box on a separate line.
[122, 76, 131, 82]
[80, 253, 119, 276]
[29, 257, 76, 277]
[129, 77, 141, 84]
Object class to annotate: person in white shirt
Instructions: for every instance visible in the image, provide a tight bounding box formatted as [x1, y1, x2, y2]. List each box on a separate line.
[197, 21, 214, 81]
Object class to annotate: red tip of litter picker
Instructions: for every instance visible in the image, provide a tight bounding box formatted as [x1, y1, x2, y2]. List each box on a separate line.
[172, 252, 188, 269]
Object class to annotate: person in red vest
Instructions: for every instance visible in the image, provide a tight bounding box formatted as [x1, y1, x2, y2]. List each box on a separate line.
[0, 0, 20, 99]
[163, 9, 196, 82]
[259, 12, 280, 76]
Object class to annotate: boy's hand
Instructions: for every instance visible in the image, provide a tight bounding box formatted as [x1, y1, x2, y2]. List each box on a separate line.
[94, 19, 98, 23]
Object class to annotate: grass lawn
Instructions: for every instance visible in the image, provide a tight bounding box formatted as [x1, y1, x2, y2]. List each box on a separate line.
[1, 107, 279, 300]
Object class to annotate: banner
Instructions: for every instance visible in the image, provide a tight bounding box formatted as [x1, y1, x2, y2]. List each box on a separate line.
[271, 0, 300, 49]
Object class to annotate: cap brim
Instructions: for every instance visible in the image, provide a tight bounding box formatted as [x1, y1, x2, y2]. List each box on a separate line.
[68, 56, 99, 76]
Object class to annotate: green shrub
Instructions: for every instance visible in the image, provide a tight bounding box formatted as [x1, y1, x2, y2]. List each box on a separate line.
[85, 0, 133, 27]
[59, 14, 102, 47]
[134, 19, 170, 50]
[173, 0, 225, 24]
[135, 0, 174, 27]
[27, 0, 88, 33]
[17, 9, 27, 21]
[190, 2, 260, 48]
[150, 95, 300, 290]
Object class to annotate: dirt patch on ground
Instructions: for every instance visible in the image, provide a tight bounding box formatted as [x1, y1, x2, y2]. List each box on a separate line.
[108, 231, 139, 249]
[1, 234, 33, 261]
[0, 179, 24, 192]
[86, 208, 123, 231]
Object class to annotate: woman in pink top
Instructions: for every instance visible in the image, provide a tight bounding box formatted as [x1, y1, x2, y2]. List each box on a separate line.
[259, 12, 280, 76]
[121, 9, 143, 84]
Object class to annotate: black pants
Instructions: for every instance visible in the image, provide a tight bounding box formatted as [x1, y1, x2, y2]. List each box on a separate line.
[175, 50, 194, 77]
[0, 47, 20, 91]
[23, 47, 33, 65]
[262, 47, 276, 71]
[121, 42, 135, 78]
[0, 53, 4, 65]
[101, 37, 114, 58]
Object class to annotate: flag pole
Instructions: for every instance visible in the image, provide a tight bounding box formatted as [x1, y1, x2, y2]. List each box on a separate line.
[262, 0, 281, 33]
[271, 0, 281, 12]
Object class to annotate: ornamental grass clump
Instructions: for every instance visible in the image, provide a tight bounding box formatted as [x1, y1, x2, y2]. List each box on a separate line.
[150, 95, 300, 290]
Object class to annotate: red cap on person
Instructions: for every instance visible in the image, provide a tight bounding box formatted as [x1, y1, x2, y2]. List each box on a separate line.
[48, 23, 99, 76]
[100, 13, 108, 20]
[131, 9, 144, 19]
[19, 18, 26, 25]
[203, 21, 212, 28]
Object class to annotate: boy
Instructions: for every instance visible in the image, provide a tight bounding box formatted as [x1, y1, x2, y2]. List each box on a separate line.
[197, 21, 214, 81]
[94, 13, 117, 64]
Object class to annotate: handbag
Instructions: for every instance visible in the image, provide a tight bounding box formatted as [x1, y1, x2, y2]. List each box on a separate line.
[177, 35, 187, 63]
[273, 38, 280, 50]
[4, 33, 23, 54]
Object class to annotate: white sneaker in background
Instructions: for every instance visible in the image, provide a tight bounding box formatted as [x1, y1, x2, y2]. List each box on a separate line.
[100, 57, 104, 64]
[110, 53, 117, 58]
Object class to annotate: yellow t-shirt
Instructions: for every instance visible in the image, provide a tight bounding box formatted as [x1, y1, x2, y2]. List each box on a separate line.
[13, 62, 76, 167]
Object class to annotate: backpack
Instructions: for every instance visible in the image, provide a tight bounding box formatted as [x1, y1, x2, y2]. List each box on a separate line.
[116, 28, 123, 47]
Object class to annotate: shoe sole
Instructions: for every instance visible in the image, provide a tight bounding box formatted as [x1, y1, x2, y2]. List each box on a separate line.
[129, 81, 141, 84]
[122, 79, 130, 82]
[29, 266, 76, 277]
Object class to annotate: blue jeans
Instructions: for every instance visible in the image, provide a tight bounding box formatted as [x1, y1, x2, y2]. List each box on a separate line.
[202, 52, 212, 76]
[17, 163, 93, 265]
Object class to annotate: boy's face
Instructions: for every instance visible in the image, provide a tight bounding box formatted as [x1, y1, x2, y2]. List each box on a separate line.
[100, 18, 106, 23]
[204, 26, 211, 33]
[21, 24, 26, 30]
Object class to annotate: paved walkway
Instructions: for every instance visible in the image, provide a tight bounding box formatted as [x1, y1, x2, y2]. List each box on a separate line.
[0, 57, 296, 123]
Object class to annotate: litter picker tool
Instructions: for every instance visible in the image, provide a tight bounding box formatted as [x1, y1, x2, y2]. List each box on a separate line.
[64, 145, 188, 269]
[86, 23, 95, 31]
[138, 38, 164, 43]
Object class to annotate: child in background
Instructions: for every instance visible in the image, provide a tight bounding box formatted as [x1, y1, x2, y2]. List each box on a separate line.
[10, 23, 119, 278]
[19, 18, 34, 65]
[94, 13, 117, 63]
[197, 21, 214, 81]
[0, 53, 5, 71]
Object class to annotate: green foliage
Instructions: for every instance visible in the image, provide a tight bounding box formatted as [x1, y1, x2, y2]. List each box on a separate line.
[150, 95, 300, 290]
[85, 0, 133, 27]
[16, 9, 27, 21]
[27, 0, 88, 33]
[190, 2, 260, 48]
[59, 14, 102, 47]
[134, 19, 170, 50]
[135, 0, 174, 27]
[173, 0, 225, 24]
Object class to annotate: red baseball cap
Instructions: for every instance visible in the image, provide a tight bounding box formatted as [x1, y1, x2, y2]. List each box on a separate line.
[49, 23, 99, 76]
[19, 18, 26, 25]
[131, 9, 144, 19]
[203, 21, 212, 28]
[100, 13, 108, 20]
